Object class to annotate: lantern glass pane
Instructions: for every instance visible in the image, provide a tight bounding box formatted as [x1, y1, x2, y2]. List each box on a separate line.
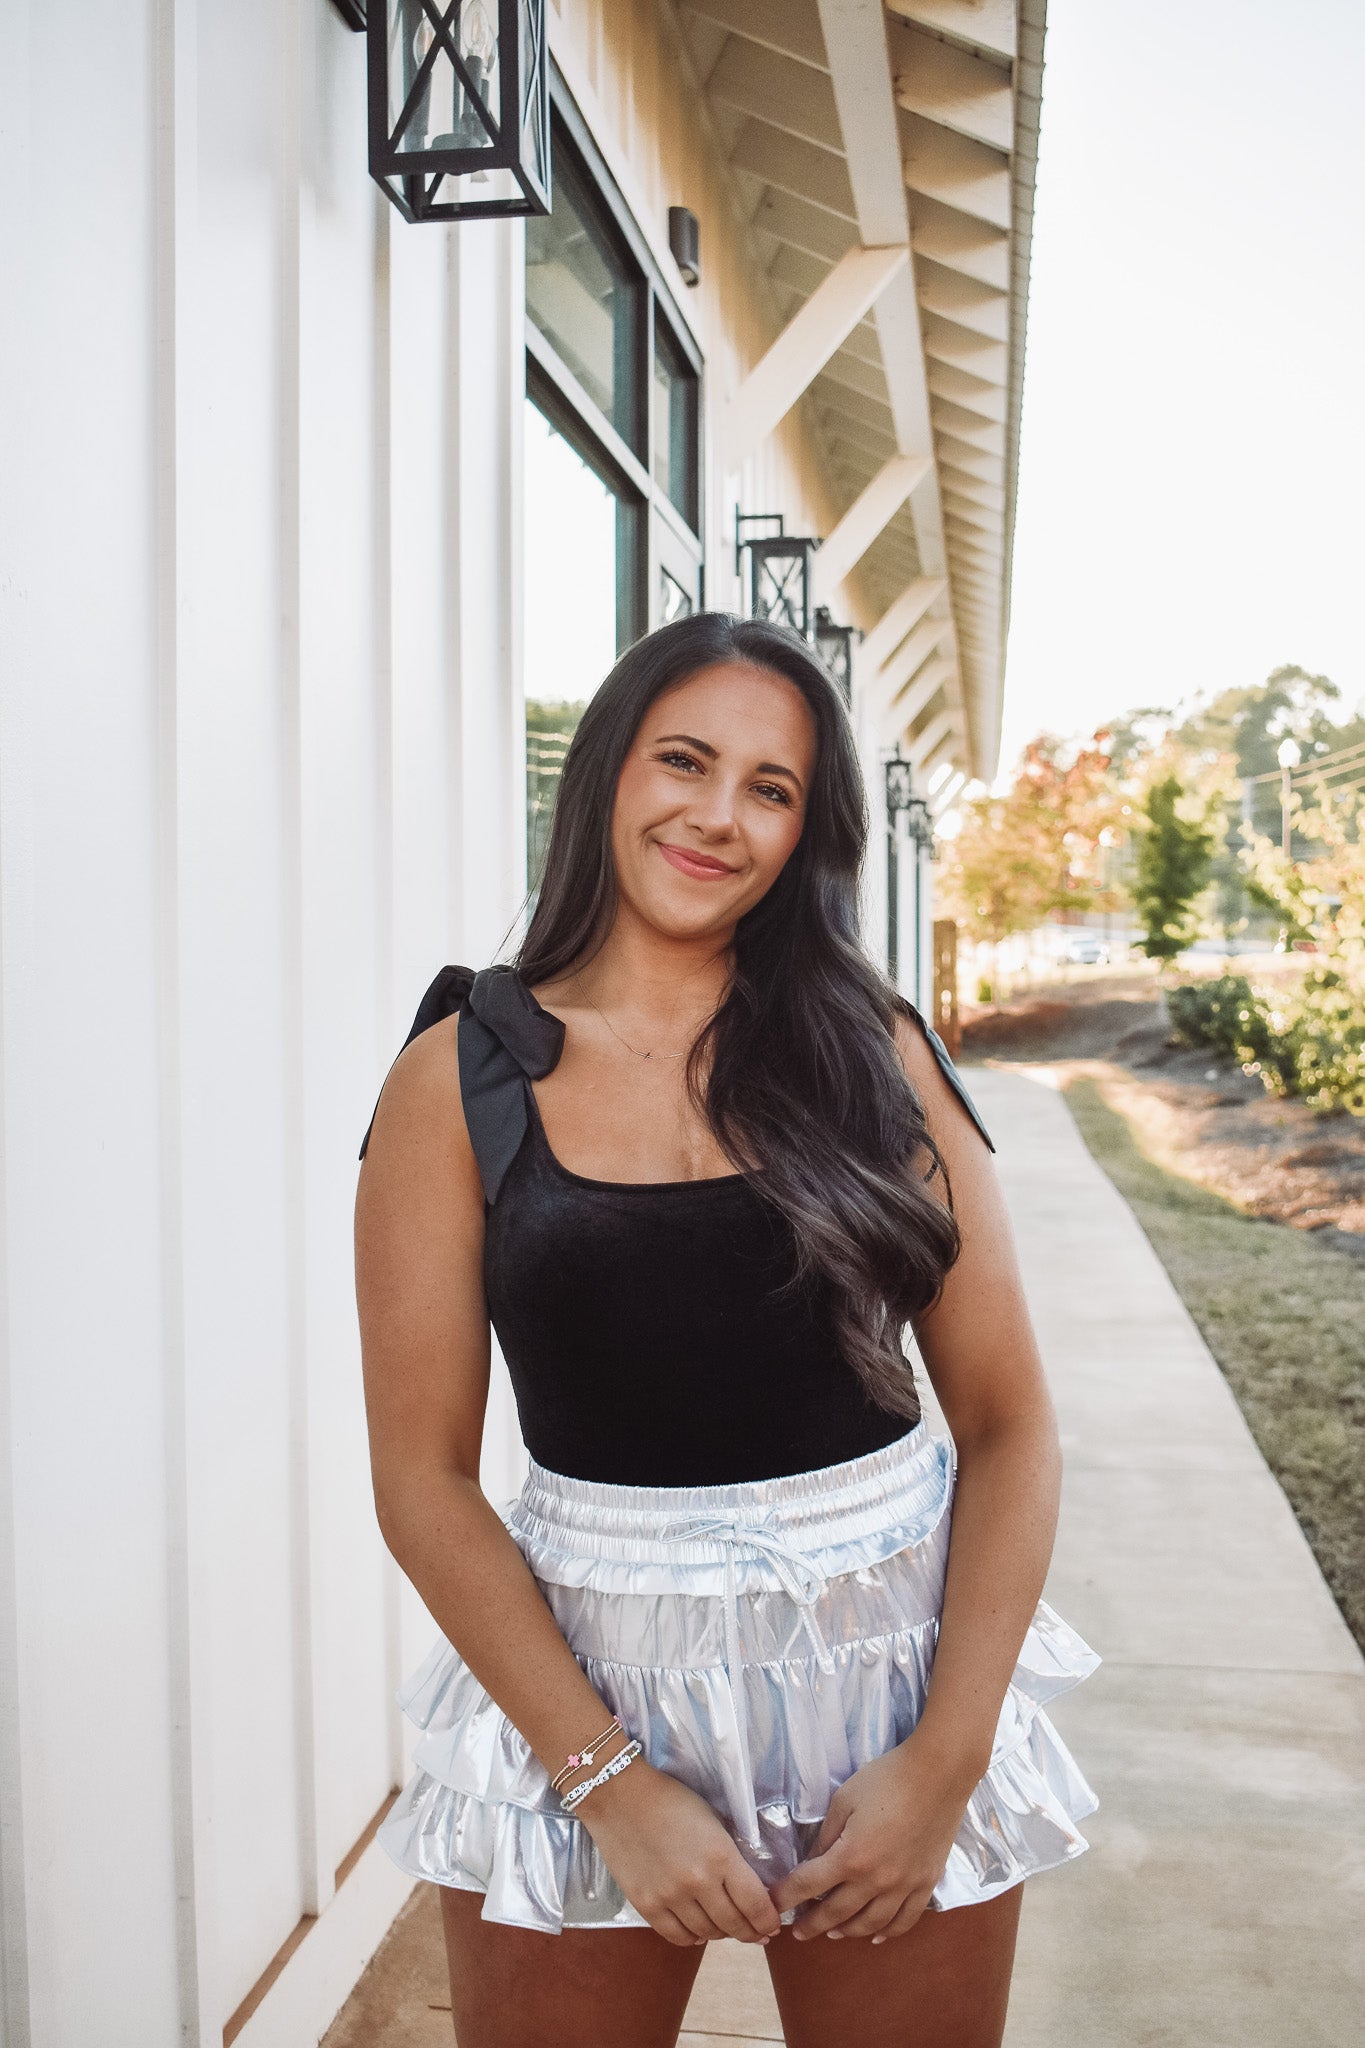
[427, 166, 525, 210]
[752, 552, 809, 636]
[388, 0, 500, 156]
[527, 148, 638, 446]
[816, 622, 851, 699]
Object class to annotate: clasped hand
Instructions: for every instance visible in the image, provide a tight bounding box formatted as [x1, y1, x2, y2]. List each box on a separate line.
[579, 1731, 970, 1948]
[772, 1736, 970, 1943]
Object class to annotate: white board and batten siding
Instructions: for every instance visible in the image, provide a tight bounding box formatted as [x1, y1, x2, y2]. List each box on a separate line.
[0, 3, 904, 2043]
[0, 4, 527, 2042]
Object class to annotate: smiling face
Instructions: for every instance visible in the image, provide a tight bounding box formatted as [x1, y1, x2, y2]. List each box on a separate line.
[609, 659, 818, 942]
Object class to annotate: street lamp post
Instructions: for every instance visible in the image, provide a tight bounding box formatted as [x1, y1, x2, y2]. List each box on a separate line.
[1277, 736, 1301, 859]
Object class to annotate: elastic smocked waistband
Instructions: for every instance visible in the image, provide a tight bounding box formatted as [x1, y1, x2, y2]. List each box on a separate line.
[511, 1421, 954, 1579]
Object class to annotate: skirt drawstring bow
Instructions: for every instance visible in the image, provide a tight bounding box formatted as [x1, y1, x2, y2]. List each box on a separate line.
[657, 1510, 836, 1850]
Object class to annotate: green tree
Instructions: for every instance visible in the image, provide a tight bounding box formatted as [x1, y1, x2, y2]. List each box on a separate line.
[1132, 775, 1215, 966]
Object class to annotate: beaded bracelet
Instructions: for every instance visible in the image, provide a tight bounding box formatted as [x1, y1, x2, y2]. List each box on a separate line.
[549, 1715, 623, 1795]
[560, 1738, 642, 1815]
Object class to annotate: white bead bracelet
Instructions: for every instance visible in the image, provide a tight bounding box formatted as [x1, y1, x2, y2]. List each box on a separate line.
[559, 1738, 642, 1814]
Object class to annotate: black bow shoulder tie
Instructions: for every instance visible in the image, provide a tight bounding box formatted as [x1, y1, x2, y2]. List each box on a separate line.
[358, 963, 566, 1201]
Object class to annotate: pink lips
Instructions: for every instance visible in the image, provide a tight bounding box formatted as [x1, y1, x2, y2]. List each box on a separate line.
[656, 841, 738, 881]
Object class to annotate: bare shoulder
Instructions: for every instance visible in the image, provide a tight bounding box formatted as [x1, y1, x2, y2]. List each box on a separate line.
[357, 1012, 481, 1204]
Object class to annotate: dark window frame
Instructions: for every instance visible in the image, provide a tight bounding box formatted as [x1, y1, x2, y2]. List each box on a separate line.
[526, 62, 705, 645]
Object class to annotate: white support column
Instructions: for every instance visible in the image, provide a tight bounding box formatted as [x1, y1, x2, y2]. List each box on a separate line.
[725, 243, 908, 469]
[812, 452, 931, 603]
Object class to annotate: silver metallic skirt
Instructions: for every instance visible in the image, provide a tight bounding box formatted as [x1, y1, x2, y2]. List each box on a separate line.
[377, 1421, 1101, 1932]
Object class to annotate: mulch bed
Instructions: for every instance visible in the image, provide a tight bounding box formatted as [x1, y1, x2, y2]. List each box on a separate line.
[961, 973, 1365, 1259]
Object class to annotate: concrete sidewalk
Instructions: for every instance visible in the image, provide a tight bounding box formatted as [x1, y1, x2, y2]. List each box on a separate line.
[325, 1067, 1365, 2047]
[681, 1064, 1365, 2047]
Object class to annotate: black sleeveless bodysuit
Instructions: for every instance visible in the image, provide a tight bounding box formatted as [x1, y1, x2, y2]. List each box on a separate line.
[359, 964, 993, 1487]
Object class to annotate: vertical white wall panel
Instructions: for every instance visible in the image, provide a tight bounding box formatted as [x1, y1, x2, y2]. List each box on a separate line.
[0, 1, 183, 2040]
[1, 2, 905, 2039]
[296, 5, 394, 1908]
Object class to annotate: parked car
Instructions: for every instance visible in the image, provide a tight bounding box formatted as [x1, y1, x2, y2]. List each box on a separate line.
[1060, 931, 1107, 966]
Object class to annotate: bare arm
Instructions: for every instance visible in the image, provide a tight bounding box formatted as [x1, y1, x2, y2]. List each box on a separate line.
[354, 1015, 779, 1945]
[775, 1018, 1061, 1940]
[355, 1014, 619, 1774]
[895, 1015, 1062, 1791]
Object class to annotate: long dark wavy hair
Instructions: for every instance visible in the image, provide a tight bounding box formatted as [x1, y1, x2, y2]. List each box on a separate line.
[514, 611, 960, 1417]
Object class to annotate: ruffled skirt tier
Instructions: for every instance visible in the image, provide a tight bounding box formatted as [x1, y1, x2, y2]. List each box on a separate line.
[378, 1422, 1100, 1931]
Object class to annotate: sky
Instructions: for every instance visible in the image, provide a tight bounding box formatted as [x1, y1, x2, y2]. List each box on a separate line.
[998, 0, 1365, 776]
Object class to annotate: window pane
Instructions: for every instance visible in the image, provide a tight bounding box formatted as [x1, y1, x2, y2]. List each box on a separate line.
[651, 320, 698, 528]
[524, 400, 633, 884]
[526, 150, 637, 447]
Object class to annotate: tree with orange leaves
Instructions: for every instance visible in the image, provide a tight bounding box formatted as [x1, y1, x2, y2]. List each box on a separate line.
[937, 732, 1128, 949]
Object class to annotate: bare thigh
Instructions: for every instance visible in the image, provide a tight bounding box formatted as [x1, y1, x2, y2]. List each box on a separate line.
[438, 1885, 707, 2048]
[765, 1885, 1023, 2048]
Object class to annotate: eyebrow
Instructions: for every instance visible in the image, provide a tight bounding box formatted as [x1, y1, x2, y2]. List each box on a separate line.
[650, 732, 805, 794]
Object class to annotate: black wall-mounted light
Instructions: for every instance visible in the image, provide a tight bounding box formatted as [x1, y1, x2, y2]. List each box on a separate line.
[669, 206, 700, 287]
[332, 0, 368, 27]
[883, 752, 932, 988]
[366, 0, 550, 224]
[813, 606, 857, 707]
[736, 511, 816, 642]
[884, 754, 932, 847]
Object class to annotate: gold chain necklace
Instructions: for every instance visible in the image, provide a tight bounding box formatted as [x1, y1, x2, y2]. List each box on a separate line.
[572, 969, 689, 1062]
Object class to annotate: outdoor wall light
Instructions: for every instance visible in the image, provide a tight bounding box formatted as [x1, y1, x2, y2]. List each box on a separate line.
[884, 754, 933, 850]
[814, 605, 857, 707]
[669, 206, 700, 286]
[736, 511, 816, 642]
[366, 0, 550, 224]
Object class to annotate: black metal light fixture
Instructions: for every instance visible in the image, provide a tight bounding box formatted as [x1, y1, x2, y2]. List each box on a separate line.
[884, 753, 932, 847]
[814, 605, 857, 706]
[669, 206, 700, 287]
[366, 0, 551, 224]
[883, 752, 933, 990]
[736, 511, 816, 641]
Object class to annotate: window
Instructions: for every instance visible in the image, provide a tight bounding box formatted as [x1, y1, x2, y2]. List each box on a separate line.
[651, 316, 698, 530]
[526, 149, 638, 448]
[523, 71, 704, 886]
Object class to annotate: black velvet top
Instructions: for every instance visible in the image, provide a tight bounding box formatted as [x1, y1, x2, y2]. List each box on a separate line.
[359, 964, 994, 1486]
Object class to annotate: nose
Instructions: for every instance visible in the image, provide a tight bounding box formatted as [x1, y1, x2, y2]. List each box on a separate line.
[681, 775, 742, 838]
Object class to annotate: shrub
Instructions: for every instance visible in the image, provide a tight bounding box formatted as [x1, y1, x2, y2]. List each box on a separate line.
[1168, 970, 1365, 1116]
[1168, 975, 1272, 1064]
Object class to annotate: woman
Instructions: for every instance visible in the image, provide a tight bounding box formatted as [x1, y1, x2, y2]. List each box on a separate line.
[354, 612, 1098, 2048]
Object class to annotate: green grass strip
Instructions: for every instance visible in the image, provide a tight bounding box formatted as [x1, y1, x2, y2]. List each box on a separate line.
[1063, 1075, 1365, 1656]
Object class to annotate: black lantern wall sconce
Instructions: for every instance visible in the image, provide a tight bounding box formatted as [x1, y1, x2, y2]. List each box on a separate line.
[814, 605, 857, 707]
[884, 753, 933, 850]
[735, 511, 817, 642]
[344, 0, 551, 224]
[883, 751, 932, 989]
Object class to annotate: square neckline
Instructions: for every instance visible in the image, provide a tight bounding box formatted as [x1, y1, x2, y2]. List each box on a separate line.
[522, 1075, 752, 1194]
